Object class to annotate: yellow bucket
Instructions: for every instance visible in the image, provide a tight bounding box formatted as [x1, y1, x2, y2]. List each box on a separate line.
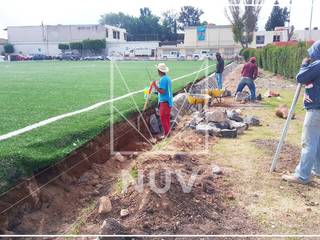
[208, 89, 224, 97]
[187, 96, 197, 105]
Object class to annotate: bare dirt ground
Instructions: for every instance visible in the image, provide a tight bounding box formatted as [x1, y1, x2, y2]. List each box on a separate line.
[4, 64, 319, 237]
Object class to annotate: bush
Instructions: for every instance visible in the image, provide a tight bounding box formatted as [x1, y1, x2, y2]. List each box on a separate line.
[4, 43, 14, 54]
[240, 42, 310, 78]
[82, 39, 106, 55]
[70, 42, 83, 51]
[58, 43, 70, 51]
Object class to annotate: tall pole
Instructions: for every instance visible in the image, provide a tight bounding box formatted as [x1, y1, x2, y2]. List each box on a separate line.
[309, 0, 314, 40]
[270, 83, 302, 172]
[287, 0, 293, 41]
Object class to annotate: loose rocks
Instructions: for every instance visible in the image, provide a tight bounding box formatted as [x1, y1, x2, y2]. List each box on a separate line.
[98, 196, 112, 215]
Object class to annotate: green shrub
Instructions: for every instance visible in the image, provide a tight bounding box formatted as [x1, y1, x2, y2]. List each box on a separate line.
[241, 43, 310, 78]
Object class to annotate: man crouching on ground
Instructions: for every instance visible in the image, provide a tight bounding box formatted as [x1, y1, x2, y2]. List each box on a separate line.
[235, 57, 258, 101]
[282, 40, 320, 184]
[151, 63, 173, 137]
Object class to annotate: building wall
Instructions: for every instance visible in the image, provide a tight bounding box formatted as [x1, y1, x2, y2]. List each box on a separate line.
[183, 25, 240, 48]
[7, 24, 126, 56]
[293, 30, 320, 41]
[179, 25, 241, 58]
[250, 28, 320, 48]
[251, 30, 288, 48]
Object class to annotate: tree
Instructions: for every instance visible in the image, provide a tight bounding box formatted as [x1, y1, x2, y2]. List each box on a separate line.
[161, 11, 178, 41]
[99, 9, 162, 41]
[138, 7, 162, 40]
[4, 43, 14, 54]
[58, 43, 70, 53]
[82, 39, 106, 55]
[70, 42, 83, 55]
[178, 6, 204, 29]
[265, 0, 290, 31]
[99, 12, 139, 35]
[225, 0, 264, 48]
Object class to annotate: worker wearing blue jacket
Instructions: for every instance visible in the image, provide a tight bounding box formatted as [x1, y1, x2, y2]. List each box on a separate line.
[283, 41, 320, 184]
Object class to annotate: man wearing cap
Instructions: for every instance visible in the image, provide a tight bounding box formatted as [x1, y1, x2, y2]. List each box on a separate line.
[151, 63, 173, 137]
[282, 41, 320, 184]
[215, 53, 225, 89]
[235, 57, 258, 101]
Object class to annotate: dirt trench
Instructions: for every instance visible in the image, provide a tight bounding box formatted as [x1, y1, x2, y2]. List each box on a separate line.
[0, 109, 155, 234]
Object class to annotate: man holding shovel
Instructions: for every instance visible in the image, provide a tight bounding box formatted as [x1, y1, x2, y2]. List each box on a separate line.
[151, 63, 173, 137]
[282, 41, 320, 184]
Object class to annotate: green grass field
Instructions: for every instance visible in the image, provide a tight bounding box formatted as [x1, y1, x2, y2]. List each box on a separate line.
[0, 60, 217, 192]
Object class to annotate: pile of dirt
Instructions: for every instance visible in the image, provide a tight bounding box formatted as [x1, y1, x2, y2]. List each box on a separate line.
[92, 152, 225, 235]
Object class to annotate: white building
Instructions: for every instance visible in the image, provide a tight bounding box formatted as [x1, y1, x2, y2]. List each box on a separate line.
[6, 24, 126, 56]
[251, 27, 320, 48]
[157, 24, 242, 59]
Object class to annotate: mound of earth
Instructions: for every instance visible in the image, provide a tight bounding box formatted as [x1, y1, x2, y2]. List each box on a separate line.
[92, 152, 225, 235]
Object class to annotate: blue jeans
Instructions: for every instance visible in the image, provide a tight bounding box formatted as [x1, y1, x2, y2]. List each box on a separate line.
[295, 110, 320, 183]
[215, 73, 223, 89]
[236, 77, 256, 101]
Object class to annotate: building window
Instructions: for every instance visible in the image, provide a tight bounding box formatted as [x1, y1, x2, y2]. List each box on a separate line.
[273, 35, 280, 42]
[256, 35, 265, 44]
[106, 29, 109, 38]
[113, 30, 120, 39]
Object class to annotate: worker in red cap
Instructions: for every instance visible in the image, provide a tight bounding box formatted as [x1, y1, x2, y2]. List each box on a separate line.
[235, 57, 259, 101]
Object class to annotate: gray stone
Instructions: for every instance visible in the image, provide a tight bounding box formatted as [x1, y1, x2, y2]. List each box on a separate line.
[189, 116, 204, 127]
[100, 218, 128, 235]
[211, 121, 230, 130]
[120, 209, 129, 217]
[220, 129, 238, 138]
[149, 114, 161, 134]
[228, 120, 248, 135]
[113, 152, 125, 163]
[196, 123, 221, 136]
[171, 93, 190, 119]
[244, 116, 260, 126]
[98, 196, 112, 214]
[212, 165, 223, 175]
[235, 91, 250, 102]
[205, 110, 227, 123]
[227, 110, 243, 122]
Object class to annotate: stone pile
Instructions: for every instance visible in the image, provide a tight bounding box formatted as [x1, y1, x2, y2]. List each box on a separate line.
[187, 109, 260, 139]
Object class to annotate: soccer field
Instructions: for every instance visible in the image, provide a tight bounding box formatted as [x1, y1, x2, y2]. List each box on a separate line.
[0, 60, 216, 191]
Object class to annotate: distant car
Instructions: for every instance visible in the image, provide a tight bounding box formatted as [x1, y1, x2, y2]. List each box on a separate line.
[9, 54, 30, 61]
[105, 54, 124, 61]
[192, 50, 214, 61]
[161, 51, 185, 60]
[82, 56, 104, 61]
[30, 54, 48, 61]
[58, 52, 80, 61]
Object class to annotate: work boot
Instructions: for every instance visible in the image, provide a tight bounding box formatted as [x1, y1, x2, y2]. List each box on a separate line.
[282, 174, 307, 185]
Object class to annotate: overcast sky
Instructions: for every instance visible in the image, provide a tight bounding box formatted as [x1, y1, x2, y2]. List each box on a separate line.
[0, 0, 319, 39]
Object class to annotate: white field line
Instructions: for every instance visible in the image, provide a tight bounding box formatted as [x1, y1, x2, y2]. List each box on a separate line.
[0, 64, 214, 142]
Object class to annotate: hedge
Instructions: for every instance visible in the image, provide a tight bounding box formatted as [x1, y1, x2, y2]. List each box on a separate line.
[241, 42, 311, 79]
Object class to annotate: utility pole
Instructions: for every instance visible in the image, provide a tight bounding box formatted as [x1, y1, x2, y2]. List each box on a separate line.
[309, 0, 314, 40]
[287, 0, 293, 41]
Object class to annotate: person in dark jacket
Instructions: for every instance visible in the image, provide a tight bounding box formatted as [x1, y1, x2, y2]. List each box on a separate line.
[282, 40, 320, 184]
[236, 57, 259, 101]
[215, 53, 225, 89]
